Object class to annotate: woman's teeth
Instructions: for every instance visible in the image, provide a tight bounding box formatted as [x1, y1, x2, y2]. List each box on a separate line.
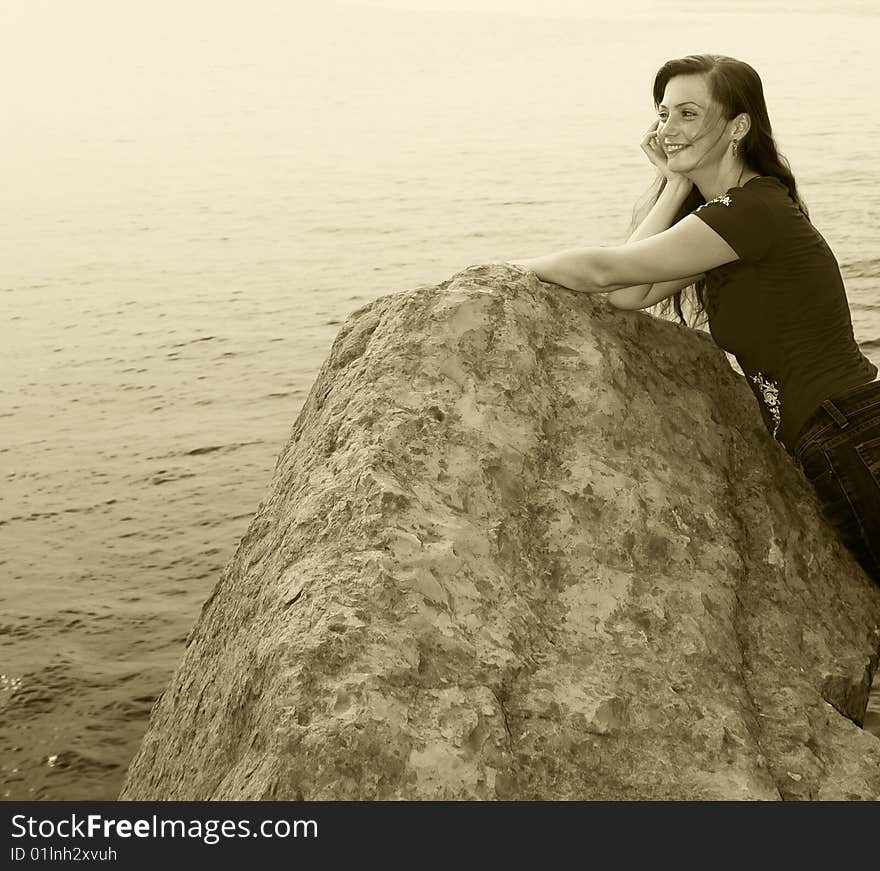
[666, 144, 689, 154]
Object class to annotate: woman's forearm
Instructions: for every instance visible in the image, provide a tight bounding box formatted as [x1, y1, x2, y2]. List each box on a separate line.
[514, 248, 611, 293]
[512, 177, 693, 296]
[627, 176, 693, 243]
[605, 176, 693, 308]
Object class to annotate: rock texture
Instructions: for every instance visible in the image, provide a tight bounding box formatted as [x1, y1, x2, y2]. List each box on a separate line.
[120, 264, 880, 801]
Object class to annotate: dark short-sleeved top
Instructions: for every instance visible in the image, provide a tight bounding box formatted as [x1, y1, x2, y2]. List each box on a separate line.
[690, 175, 877, 452]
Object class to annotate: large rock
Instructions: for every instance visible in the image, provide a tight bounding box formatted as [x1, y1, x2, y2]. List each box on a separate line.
[120, 264, 880, 800]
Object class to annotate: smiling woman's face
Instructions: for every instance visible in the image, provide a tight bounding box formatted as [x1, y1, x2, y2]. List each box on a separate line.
[657, 73, 729, 172]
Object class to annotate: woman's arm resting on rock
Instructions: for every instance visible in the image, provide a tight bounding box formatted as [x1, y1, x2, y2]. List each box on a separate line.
[606, 273, 704, 310]
[511, 214, 738, 293]
[611, 175, 694, 304]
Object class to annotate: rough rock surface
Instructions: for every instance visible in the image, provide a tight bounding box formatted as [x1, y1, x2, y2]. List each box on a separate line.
[120, 264, 880, 801]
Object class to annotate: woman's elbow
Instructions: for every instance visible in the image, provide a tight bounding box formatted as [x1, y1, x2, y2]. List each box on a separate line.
[567, 256, 614, 294]
[590, 255, 619, 292]
[605, 286, 650, 310]
[605, 295, 635, 310]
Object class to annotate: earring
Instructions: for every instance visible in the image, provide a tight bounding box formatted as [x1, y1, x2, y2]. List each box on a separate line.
[731, 140, 740, 157]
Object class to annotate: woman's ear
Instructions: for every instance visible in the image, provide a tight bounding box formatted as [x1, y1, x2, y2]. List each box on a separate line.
[733, 112, 751, 137]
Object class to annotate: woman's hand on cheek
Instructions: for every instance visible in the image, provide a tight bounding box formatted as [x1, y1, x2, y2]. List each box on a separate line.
[641, 120, 670, 175]
[641, 120, 693, 188]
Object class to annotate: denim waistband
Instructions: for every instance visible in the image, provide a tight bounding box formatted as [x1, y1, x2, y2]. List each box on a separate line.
[793, 377, 880, 461]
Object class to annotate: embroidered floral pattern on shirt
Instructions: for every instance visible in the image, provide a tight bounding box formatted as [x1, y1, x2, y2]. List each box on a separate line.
[696, 193, 732, 211]
[751, 372, 781, 439]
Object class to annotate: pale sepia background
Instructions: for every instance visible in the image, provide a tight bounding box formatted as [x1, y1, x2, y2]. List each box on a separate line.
[2, 0, 878, 799]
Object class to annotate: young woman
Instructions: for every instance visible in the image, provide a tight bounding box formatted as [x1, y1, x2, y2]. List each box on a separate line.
[509, 54, 880, 583]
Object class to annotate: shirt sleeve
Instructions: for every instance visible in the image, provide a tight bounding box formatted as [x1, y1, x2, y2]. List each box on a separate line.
[691, 185, 776, 262]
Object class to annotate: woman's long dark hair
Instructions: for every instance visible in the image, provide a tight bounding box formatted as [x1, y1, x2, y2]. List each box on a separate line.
[635, 54, 809, 327]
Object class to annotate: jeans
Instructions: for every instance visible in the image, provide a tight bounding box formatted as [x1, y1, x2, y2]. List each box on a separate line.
[792, 378, 880, 584]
